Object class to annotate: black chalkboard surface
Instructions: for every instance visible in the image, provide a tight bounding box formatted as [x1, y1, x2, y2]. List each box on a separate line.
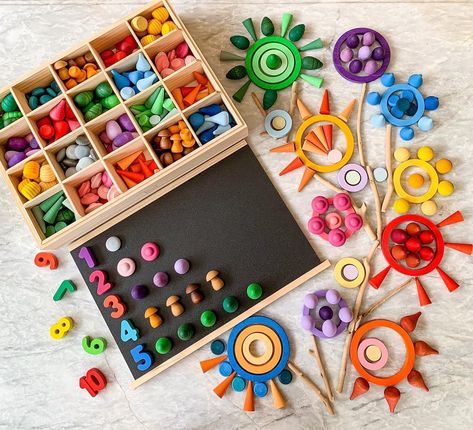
[71, 144, 322, 382]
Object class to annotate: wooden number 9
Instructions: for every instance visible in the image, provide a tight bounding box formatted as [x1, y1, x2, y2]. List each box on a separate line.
[103, 294, 127, 318]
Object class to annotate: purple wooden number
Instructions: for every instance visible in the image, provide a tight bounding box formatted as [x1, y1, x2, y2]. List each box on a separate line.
[78, 246, 98, 268]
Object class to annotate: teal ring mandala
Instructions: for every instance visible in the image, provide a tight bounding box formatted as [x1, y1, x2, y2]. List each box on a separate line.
[247, 37, 302, 90]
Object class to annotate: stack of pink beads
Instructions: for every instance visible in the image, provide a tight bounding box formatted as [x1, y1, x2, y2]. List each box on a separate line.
[77, 171, 120, 214]
[153, 41, 196, 78]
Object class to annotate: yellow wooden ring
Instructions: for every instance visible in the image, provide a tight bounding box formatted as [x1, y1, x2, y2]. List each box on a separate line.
[334, 257, 365, 288]
[234, 325, 282, 374]
[295, 114, 354, 173]
[393, 159, 439, 204]
[242, 332, 274, 365]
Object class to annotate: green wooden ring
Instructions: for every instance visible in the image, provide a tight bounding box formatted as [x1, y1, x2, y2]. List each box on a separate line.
[251, 43, 296, 85]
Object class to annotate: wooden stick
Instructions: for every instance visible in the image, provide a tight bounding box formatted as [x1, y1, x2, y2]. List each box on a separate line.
[251, 92, 266, 117]
[336, 241, 378, 393]
[381, 124, 393, 212]
[285, 81, 299, 143]
[366, 165, 382, 242]
[353, 202, 377, 242]
[356, 83, 367, 166]
[308, 335, 334, 401]
[314, 173, 344, 193]
[288, 361, 334, 415]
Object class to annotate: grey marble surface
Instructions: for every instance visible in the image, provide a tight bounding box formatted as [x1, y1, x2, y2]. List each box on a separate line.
[1, 1, 472, 429]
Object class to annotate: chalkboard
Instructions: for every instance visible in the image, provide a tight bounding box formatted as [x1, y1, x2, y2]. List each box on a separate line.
[71, 145, 323, 382]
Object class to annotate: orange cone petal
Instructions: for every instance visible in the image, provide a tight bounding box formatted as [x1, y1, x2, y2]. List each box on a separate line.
[297, 97, 312, 120]
[314, 126, 328, 151]
[200, 355, 227, 373]
[298, 167, 315, 192]
[445, 242, 473, 255]
[339, 99, 356, 122]
[400, 311, 422, 333]
[384, 386, 401, 413]
[369, 266, 391, 289]
[279, 157, 304, 176]
[213, 372, 236, 398]
[244, 381, 255, 412]
[270, 380, 286, 409]
[407, 369, 429, 392]
[270, 142, 295, 153]
[303, 140, 326, 156]
[415, 277, 431, 306]
[319, 89, 330, 114]
[437, 211, 464, 228]
[436, 267, 459, 292]
[350, 377, 370, 400]
[414, 340, 439, 356]
[306, 130, 327, 152]
[322, 124, 332, 150]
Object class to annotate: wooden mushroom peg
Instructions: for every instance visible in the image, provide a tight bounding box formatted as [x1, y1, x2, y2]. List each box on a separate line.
[206, 270, 224, 291]
[145, 307, 163, 328]
[186, 283, 204, 304]
[166, 295, 184, 317]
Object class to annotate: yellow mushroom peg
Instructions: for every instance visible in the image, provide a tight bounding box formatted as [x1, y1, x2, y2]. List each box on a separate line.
[206, 270, 225, 291]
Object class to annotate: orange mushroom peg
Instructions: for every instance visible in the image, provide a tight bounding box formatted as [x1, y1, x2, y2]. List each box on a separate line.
[206, 270, 224, 291]
[144, 307, 163, 328]
[166, 295, 184, 317]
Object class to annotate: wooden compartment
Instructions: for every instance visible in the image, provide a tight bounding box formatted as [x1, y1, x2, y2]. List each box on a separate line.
[0, 0, 247, 248]
[0, 89, 24, 134]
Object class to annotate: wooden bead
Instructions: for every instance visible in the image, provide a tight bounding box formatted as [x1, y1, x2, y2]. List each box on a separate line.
[131, 16, 148, 33]
[147, 19, 162, 35]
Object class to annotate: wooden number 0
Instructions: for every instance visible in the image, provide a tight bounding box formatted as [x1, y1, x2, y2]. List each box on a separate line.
[89, 270, 113, 295]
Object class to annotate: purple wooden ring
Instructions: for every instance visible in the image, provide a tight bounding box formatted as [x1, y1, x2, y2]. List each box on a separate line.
[302, 289, 350, 339]
[337, 163, 368, 192]
[333, 28, 391, 83]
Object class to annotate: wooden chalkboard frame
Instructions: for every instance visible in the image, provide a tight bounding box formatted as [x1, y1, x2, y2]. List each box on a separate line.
[70, 140, 329, 389]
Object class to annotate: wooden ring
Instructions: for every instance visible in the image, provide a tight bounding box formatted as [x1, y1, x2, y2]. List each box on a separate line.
[334, 257, 365, 288]
[350, 319, 415, 386]
[357, 338, 389, 371]
[241, 332, 274, 365]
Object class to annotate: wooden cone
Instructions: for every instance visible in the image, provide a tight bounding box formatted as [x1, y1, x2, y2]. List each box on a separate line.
[407, 369, 429, 392]
[122, 176, 138, 188]
[269, 379, 286, 409]
[171, 88, 185, 110]
[414, 340, 439, 356]
[384, 386, 401, 413]
[298, 167, 315, 191]
[400, 311, 422, 333]
[303, 140, 326, 156]
[322, 124, 333, 150]
[213, 372, 236, 398]
[183, 84, 202, 106]
[279, 157, 303, 176]
[297, 97, 312, 120]
[338, 99, 356, 122]
[270, 141, 295, 153]
[445, 242, 473, 255]
[319, 89, 330, 114]
[436, 267, 459, 292]
[314, 126, 328, 151]
[200, 355, 227, 372]
[117, 151, 142, 171]
[437, 211, 464, 228]
[243, 381, 255, 412]
[369, 266, 391, 289]
[415, 277, 431, 306]
[306, 130, 327, 152]
[350, 377, 370, 400]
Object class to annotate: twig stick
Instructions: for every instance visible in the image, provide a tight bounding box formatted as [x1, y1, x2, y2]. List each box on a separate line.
[251, 92, 266, 117]
[336, 241, 377, 393]
[366, 166, 382, 242]
[308, 335, 334, 401]
[381, 124, 393, 212]
[356, 83, 367, 166]
[314, 173, 344, 193]
[353, 202, 377, 242]
[288, 361, 334, 415]
[285, 81, 299, 143]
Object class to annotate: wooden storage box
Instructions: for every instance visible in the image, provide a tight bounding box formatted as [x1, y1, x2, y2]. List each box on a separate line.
[0, 0, 247, 249]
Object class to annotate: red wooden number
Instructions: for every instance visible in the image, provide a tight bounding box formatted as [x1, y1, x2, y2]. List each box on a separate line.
[89, 270, 113, 295]
[103, 294, 127, 318]
[79, 368, 107, 397]
[34, 252, 58, 269]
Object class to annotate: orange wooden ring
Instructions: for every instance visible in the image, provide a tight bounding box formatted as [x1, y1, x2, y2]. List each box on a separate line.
[350, 319, 415, 386]
[242, 332, 274, 365]
[234, 325, 282, 375]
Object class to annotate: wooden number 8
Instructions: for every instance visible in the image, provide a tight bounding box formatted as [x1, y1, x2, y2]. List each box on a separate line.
[50, 317, 74, 340]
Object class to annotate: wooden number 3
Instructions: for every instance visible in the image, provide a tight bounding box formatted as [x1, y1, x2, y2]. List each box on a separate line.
[89, 270, 113, 295]
[103, 294, 127, 318]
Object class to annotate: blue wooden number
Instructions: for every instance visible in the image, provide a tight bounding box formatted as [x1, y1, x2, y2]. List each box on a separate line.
[130, 344, 153, 371]
[120, 319, 139, 342]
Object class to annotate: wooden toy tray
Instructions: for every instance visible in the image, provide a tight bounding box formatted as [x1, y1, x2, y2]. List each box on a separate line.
[0, 0, 247, 249]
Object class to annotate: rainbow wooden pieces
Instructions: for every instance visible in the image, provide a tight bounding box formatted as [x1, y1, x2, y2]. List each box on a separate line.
[129, 6, 178, 46]
[188, 103, 236, 144]
[72, 82, 120, 122]
[333, 257, 365, 289]
[3, 132, 41, 168]
[333, 28, 391, 84]
[308, 194, 363, 247]
[16, 159, 59, 201]
[99, 35, 139, 68]
[56, 134, 98, 178]
[150, 120, 198, 167]
[270, 91, 356, 191]
[50, 316, 74, 339]
[79, 368, 107, 397]
[367, 73, 439, 141]
[349, 313, 438, 413]
[31, 191, 76, 238]
[129, 86, 176, 132]
[114, 151, 159, 189]
[0, 92, 23, 129]
[370, 212, 472, 305]
[220, 14, 323, 109]
[35, 99, 80, 144]
[171, 70, 215, 109]
[153, 41, 196, 78]
[34, 251, 58, 269]
[75, 171, 120, 214]
[392, 146, 454, 216]
[53, 280, 77, 301]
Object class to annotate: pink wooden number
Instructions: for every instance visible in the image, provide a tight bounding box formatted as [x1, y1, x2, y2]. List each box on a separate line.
[78, 246, 97, 268]
[89, 270, 113, 295]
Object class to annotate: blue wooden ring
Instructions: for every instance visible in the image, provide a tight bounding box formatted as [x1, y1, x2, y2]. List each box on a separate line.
[380, 83, 425, 127]
[264, 109, 292, 139]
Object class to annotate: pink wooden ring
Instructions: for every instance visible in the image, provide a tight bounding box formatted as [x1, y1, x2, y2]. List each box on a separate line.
[357, 338, 389, 371]
[117, 257, 136, 277]
[141, 242, 160, 262]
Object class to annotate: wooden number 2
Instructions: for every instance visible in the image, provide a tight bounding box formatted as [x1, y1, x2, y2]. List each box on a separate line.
[103, 294, 126, 318]
[89, 270, 113, 295]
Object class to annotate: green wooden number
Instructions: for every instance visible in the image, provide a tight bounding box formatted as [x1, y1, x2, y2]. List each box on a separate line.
[82, 336, 107, 355]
